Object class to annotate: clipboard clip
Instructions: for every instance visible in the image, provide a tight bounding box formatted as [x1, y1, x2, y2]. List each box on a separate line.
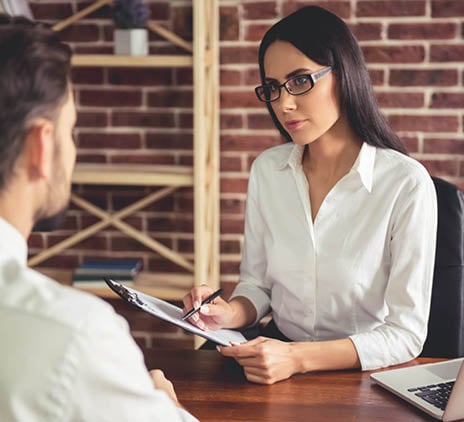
[104, 278, 142, 306]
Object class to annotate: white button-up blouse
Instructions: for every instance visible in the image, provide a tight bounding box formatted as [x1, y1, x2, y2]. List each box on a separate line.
[231, 142, 437, 370]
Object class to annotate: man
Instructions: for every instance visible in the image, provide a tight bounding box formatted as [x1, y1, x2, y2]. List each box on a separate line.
[0, 15, 197, 421]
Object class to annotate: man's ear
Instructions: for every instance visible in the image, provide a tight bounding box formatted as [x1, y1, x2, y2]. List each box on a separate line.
[25, 119, 55, 181]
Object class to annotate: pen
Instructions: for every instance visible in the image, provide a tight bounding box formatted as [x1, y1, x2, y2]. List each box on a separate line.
[182, 288, 223, 321]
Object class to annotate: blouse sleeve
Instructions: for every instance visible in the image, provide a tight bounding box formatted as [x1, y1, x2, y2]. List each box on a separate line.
[229, 161, 272, 324]
[350, 175, 438, 370]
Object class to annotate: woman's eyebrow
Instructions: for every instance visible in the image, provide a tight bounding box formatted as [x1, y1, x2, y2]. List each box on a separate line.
[264, 68, 314, 83]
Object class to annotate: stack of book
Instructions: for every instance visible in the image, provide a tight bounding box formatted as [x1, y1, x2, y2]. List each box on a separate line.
[72, 257, 142, 288]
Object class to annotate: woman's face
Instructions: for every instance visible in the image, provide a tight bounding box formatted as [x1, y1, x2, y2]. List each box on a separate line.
[263, 41, 342, 145]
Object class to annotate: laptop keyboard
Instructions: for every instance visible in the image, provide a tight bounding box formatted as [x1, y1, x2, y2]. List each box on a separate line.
[407, 381, 455, 410]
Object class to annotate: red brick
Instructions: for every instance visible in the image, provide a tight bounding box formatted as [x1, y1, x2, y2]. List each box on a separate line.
[220, 113, 244, 130]
[248, 113, 278, 130]
[108, 68, 172, 86]
[388, 115, 459, 133]
[73, 235, 109, 251]
[147, 89, 193, 108]
[221, 69, 241, 86]
[388, 23, 457, 40]
[112, 236, 172, 252]
[432, 0, 464, 17]
[72, 68, 104, 85]
[28, 233, 44, 249]
[30, 2, 73, 20]
[220, 46, 259, 65]
[220, 239, 242, 255]
[424, 138, 464, 155]
[74, 45, 113, 55]
[77, 189, 110, 209]
[59, 25, 100, 43]
[220, 90, 260, 109]
[146, 133, 192, 150]
[173, 69, 193, 86]
[243, 2, 278, 19]
[178, 155, 193, 166]
[374, 91, 424, 108]
[349, 23, 382, 41]
[220, 156, 242, 172]
[146, 258, 192, 273]
[76, 153, 107, 163]
[172, 6, 193, 41]
[112, 111, 176, 128]
[76, 112, 108, 128]
[79, 89, 142, 107]
[362, 45, 425, 63]
[220, 6, 239, 41]
[220, 177, 249, 194]
[431, 93, 464, 108]
[368, 69, 385, 86]
[389, 69, 457, 86]
[221, 198, 245, 215]
[148, 2, 170, 21]
[110, 154, 176, 165]
[177, 111, 193, 129]
[245, 23, 272, 42]
[244, 68, 261, 86]
[220, 217, 246, 235]
[357, 0, 425, 17]
[220, 260, 241, 275]
[431, 45, 464, 62]
[79, 133, 142, 149]
[282, 1, 351, 19]
[421, 159, 459, 177]
[76, 1, 111, 19]
[178, 239, 194, 253]
[402, 136, 420, 154]
[221, 134, 281, 152]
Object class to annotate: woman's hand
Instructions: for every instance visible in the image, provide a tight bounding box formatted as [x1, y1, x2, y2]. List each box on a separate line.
[182, 285, 236, 330]
[218, 337, 301, 384]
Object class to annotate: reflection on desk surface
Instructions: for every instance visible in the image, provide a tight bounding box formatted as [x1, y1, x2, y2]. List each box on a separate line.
[144, 349, 440, 422]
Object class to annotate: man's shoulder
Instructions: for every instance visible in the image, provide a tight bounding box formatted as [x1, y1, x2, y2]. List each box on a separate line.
[7, 265, 117, 333]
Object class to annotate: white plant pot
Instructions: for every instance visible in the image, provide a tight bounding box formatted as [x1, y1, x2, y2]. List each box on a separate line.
[114, 28, 148, 56]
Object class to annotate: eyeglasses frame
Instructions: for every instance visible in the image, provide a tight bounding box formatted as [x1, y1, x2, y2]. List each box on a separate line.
[255, 66, 332, 103]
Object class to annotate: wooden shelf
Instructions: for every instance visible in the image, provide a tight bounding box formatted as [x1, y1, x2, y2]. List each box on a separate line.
[72, 163, 193, 187]
[37, 268, 193, 301]
[72, 54, 193, 68]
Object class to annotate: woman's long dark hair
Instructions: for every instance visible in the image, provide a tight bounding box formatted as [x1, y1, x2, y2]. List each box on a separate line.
[258, 5, 407, 154]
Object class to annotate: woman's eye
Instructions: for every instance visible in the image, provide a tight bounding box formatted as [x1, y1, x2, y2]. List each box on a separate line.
[293, 75, 309, 86]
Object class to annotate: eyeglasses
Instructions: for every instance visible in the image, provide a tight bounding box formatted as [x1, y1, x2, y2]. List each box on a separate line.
[255, 66, 332, 103]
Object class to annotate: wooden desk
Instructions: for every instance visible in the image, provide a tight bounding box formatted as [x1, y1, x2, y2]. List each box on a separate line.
[145, 349, 438, 421]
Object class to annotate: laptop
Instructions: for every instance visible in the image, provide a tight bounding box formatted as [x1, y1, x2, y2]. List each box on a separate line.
[370, 358, 464, 421]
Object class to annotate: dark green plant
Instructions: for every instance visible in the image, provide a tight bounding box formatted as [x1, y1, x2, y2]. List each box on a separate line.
[112, 0, 151, 29]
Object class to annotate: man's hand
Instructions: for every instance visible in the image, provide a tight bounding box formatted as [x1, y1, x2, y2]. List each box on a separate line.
[149, 369, 179, 404]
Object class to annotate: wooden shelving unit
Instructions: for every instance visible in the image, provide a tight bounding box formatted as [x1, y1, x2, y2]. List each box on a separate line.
[29, 0, 220, 315]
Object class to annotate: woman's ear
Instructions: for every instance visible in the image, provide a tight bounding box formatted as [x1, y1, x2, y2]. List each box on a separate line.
[25, 119, 54, 181]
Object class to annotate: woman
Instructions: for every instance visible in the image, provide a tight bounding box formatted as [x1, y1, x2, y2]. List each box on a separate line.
[183, 5, 437, 384]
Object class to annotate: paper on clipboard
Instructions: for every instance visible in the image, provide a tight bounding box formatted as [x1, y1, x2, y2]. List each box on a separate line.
[105, 278, 246, 347]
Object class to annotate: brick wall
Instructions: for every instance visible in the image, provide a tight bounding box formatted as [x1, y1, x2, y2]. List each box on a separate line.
[26, 0, 464, 349]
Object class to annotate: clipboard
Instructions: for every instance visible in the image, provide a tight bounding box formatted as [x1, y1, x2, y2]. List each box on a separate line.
[104, 278, 246, 347]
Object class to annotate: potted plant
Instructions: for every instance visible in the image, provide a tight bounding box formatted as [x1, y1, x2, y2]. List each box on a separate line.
[112, 0, 151, 56]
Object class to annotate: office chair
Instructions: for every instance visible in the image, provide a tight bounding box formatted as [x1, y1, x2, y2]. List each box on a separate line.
[421, 177, 464, 358]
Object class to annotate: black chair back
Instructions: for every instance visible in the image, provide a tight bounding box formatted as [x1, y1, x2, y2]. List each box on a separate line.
[421, 177, 464, 358]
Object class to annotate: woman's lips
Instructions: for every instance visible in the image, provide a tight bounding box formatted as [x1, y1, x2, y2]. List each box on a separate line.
[285, 119, 306, 131]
